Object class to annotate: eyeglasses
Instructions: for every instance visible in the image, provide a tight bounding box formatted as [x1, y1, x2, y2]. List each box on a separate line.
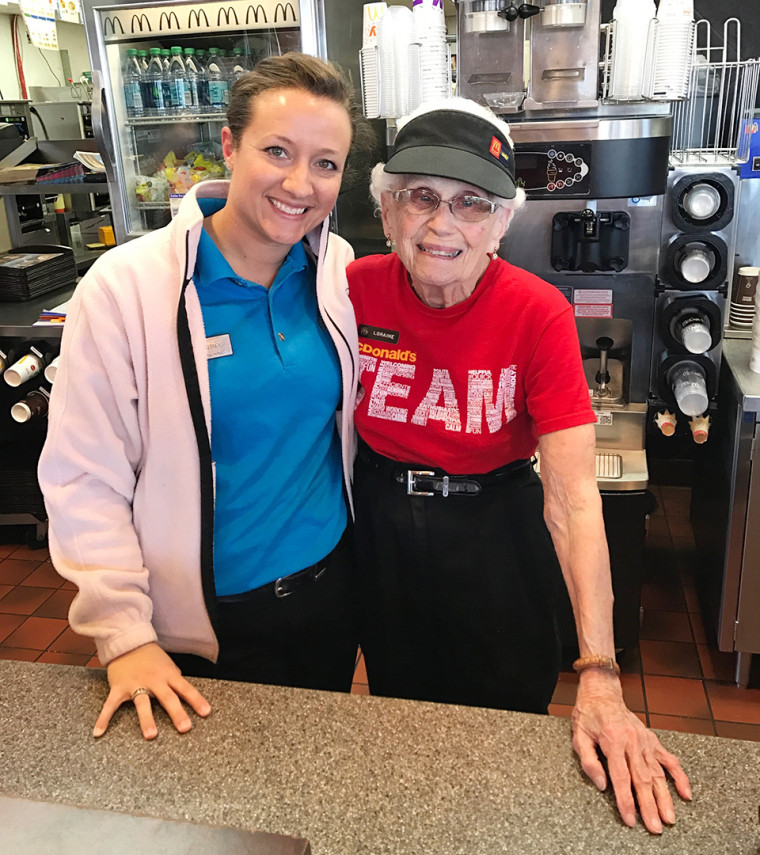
[391, 187, 500, 223]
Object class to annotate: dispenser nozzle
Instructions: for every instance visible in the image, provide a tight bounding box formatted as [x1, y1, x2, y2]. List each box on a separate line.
[655, 410, 677, 437]
[594, 336, 613, 395]
[689, 414, 711, 444]
[498, 3, 540, 20]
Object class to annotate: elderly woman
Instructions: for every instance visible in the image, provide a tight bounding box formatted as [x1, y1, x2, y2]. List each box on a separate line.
[348, 98, 691, 834]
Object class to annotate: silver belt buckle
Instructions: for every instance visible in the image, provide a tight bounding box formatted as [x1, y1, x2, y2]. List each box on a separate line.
[407, 469, 436, 496]
[274, 577, 292, 598]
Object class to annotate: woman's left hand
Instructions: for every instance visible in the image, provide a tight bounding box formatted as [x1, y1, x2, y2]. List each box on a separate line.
[571, 669, 692, 834]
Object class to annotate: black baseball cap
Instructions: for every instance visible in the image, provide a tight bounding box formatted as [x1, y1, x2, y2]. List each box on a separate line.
[384, 108, 517, 199]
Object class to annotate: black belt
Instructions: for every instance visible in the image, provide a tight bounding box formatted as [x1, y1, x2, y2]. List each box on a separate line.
[217, 531, 346, 603]
[357, 440, 532, 498]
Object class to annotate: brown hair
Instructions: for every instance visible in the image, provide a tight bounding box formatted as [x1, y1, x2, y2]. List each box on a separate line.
[227, 51, 360, 146]
[226, 52, 376, 191]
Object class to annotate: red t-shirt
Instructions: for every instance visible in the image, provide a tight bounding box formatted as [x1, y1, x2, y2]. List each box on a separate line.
[348, 254, 596, 474]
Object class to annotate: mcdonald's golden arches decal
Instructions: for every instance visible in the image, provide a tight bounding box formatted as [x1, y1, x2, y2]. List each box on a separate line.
[101, 0, 298, 40]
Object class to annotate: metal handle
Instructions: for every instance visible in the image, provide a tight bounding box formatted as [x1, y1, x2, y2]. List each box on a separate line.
[595, 337, 613, 389]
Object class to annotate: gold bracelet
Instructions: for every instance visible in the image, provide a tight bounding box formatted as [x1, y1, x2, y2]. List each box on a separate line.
[572, 655, 620, 676]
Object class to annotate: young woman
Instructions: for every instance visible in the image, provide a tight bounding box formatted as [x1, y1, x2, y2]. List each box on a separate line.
[39, 53, 362, 741]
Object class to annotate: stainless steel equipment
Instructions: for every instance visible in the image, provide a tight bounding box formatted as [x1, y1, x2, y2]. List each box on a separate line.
[691, 339, 760, 686]
[648, 165, 739, 444]
[80, 0, 377, 247]
[457, 0, 600, 113]
[501, 111, 671, 649]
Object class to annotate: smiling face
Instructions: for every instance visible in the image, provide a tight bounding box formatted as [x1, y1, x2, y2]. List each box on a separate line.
[381, 176, 511, 306]
[221, 87, 352, 260]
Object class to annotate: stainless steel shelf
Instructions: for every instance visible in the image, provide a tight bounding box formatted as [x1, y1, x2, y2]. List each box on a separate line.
[126, 113, 226, 126]
[0, 181, 108, 196]
[0, 284, 76, 338]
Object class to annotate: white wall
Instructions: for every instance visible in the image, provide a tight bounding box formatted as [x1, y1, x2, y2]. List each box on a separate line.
[0, 7, 91, 101]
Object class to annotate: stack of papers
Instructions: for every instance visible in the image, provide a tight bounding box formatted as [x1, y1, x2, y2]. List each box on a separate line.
[73, 151, 106, 173]
[34, 298, 71, 325]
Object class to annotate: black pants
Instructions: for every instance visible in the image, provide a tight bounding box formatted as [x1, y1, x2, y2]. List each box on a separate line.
[353, 449, 563, 714]
[171, 530, 357, 692]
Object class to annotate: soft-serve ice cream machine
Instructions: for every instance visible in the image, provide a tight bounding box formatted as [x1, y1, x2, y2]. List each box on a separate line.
[457, 0, 602, 114]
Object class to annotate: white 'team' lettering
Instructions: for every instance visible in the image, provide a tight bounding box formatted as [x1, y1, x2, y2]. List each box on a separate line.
[359, 359, 518, 433]
[411, 368, 462, 432]
[466, 367, 517, 434]
[365, 358, 415, 422]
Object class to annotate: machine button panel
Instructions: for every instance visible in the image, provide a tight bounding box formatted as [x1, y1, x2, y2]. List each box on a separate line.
[514, 142, 592, 198]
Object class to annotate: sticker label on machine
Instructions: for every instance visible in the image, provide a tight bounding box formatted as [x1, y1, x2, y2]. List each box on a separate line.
[572, 289, 613, 319]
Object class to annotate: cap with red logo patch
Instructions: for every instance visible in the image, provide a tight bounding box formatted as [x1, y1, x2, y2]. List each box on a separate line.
[384, 107, 516, 199]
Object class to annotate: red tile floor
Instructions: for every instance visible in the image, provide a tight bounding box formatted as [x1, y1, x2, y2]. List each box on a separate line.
[2, 483, 759, 740]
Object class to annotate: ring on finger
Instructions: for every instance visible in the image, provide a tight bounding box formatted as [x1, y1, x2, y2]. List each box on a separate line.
[130, 686, 151, 701]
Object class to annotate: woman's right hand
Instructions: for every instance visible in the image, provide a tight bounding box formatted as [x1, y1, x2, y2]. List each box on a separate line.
[93, 642, 212, 740]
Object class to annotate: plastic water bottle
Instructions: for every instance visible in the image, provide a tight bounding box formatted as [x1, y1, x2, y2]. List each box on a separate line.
[123, 48, 144, 118]
[195, 49, 211, 113]
[183, 47, 201, 114]
[169, 46, 188, 114]
[144, 47, 166, 117]
[232, 46, 250, 81]
[207, 48, 228, 113]
[218, 49, 232, 107]
[137, 50, 148, 73]
[160, 48, 174, 111]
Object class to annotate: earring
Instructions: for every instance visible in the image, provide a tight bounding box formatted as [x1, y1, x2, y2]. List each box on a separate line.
[385, 235, 392, 248]
[490, 249, 499, 260]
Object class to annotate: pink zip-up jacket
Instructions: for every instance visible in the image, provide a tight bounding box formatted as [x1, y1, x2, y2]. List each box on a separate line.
[38, 180, 358, 665]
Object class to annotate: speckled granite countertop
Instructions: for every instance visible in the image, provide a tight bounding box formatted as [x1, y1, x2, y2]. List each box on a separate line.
[1, 660, 758, 854]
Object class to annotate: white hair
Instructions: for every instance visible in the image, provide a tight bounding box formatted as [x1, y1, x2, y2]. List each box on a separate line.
[368, 97, 526, 217]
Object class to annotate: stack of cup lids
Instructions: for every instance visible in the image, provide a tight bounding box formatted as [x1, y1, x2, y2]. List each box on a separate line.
[730, 266, 759, 329]
[376, 4, 417, 118]
[648, 0, 694, 100]
[413, 0, 450, 103]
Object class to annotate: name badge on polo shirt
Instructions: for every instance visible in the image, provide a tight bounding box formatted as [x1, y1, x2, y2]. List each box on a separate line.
[206, 334, 233, 360]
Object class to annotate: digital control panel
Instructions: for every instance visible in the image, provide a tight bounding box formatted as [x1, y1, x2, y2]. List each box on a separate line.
[514, 143, 592, 199]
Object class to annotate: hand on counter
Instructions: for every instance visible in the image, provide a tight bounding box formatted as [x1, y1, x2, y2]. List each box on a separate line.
[571, 669, 692, 834]
[93, 642, 212, 740]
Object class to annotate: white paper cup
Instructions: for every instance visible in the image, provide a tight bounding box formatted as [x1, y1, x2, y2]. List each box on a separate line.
[671, 364, 708, 417]
[4, 351, 44, 388]
[363, 3, 387, 48]
[750, 345, 760, 374]
[679, 247, 712, 284]
[44, 355, 60, 384]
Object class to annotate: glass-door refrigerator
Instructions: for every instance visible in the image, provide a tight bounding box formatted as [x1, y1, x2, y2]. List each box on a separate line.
[80, 0, 378, 246]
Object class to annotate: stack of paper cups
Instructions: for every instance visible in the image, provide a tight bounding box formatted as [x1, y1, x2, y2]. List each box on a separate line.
[413, 0, 450, 103]
[360, 3, 386, 119]
[363, 2, 386, 46]
[730, 266, 759, 329]
[751, 281, 760, 374]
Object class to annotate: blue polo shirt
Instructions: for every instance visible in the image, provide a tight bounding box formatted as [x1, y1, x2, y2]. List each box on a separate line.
[193, 198, 346, 596]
